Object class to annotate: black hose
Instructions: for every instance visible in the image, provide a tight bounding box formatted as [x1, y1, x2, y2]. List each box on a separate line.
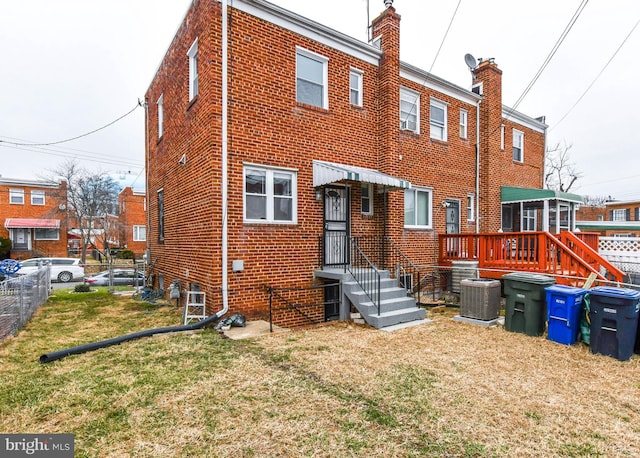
[39, 312, 223, 364]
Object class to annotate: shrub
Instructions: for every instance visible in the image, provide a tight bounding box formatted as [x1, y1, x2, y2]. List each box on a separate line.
[74, 283, 92, 293]
[116, 249, 134, 260]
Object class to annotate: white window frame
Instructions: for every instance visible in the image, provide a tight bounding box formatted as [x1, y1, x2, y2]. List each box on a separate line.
[133, 225, 147, 242]
[612, 209, 626, 222]
[296, 47, 329, 109]
[349, 68, 363, 107]
[459, 109, 468, 139]
[243, 165, 298, 224]
[523, 208, 537, 231]
[400, 87, 419, 133]
[361, 183, 373, 216]
[513, 129, 524, 162]
[430, 98, 448, 141]
[467, 194, 475, 221]
[187, 38, 198, 101]
[31, 190, 45, 205]
[157, 94, 164, 138]
[404, 187, 433, 229]
[9, 189, 24, 205]
[500, 124, 505, 150]
[34, 228, 59, 240]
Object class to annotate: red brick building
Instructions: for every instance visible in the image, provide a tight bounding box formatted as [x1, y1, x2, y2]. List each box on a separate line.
[577, 200, 640, 236]
[0, 178, 69, 259]
[144, 0, 548, 323]
[118, 187, 147, 258]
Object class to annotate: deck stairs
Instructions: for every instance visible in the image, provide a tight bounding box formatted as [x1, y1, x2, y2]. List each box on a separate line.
[342, 269, 426, 329]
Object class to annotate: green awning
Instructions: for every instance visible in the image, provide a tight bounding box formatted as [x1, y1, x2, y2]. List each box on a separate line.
[501, 186, 583, 204]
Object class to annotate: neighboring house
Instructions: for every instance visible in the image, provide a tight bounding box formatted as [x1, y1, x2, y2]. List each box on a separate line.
[144, 0, 548, 325]
[577, 199, 640, 236]
[118, 187, 147, 258]
[0, 177, 69, 260]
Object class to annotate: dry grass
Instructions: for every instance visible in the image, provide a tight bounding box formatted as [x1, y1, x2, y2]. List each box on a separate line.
[1, 291, 640, 457]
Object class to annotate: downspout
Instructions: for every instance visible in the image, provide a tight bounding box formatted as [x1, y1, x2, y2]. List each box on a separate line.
[218, 0, 230, 319]
[475, 97, 481, 233]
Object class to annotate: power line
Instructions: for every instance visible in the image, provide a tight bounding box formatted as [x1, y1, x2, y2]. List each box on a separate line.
[551, 17, 640, 130]
[0, 101, 142, 147]
[429, 0, 463, 73]
[505, 0, 589, 120]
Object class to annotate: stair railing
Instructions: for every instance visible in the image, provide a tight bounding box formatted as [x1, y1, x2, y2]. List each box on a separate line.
[384, 236, 421, 305]
[347, 237, 381, 316]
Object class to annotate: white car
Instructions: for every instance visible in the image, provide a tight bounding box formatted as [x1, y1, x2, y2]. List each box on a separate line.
[17, 257, 85, 282]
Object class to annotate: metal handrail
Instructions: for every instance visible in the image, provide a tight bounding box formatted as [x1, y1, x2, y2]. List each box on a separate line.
[384, 236, 421, 305]
[267, 282, 340, 331]
[346, 239, 381, 316]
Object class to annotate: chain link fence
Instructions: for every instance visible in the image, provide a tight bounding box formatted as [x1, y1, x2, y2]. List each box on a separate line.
[0, 267, 51, 343]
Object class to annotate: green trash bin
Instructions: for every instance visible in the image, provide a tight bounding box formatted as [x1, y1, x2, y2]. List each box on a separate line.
[502, 273, 556, 336]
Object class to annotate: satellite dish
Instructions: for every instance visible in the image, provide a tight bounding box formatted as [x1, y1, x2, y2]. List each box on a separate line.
[464, 53, 477, 70]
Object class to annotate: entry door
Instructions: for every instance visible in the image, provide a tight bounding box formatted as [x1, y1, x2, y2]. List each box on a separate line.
[445, 200, 460, 234]
[323, 186, 350, 266]
[11, 228, 29, 251]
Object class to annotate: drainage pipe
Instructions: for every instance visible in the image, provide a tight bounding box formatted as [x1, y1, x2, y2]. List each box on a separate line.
[39, 311, 224, 364]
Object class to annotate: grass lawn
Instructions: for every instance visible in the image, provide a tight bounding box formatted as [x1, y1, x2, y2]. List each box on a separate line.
[1, 288, 640, 457]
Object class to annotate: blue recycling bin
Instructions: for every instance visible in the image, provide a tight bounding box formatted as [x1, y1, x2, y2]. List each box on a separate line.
[545, 285, 587, 345]
[589, 287, 640, 361]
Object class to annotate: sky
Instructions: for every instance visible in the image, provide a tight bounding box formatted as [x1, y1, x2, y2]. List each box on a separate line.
[1, 0, 639, 200]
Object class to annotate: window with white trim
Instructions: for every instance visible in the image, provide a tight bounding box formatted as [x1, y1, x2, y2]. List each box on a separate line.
[430, 99, 447, 141]
[34, 228, 59, 240]
[523, 208, 537, 231]
[400, 87, 419, 133]
[513, 129, 524, 162]
[244, 165, 297, 223]
[133, 225, 147, 242]
[500, 125, 505, 150]
[361, 183, 373, 215]
[9, 189, 24, 204]
[31, 190, 45, 205]
[612, 209, 627, 221]
[459, 109, 468, 139]
[467, 194, 475, 221]
[349, 68, 363, 106]
[187, 39, 198, 101]
[404, 187, 432, 229]
[157, 94, 164, 138]
[296, 48, 328, 109]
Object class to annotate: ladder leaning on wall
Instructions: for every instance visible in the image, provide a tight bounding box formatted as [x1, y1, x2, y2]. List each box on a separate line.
[183, 291, 207, 325]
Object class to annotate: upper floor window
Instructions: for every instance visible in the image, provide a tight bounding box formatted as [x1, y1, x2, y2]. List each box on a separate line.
[187, 39, 198, 101]
[133, 225, 147, 242]
[361, 183, 373, 215]
[349, 69, 363, 107]
[513, 129, 524, 162]
[404, 187, 432, 229]
[430, 99, 447, 141]
[459, 109, 468, 139]
[31, 190, 45, 205]
[157, 189, 165, 242]
[611, 209, 629, 222]
[157, 94, 164, 138]
[400, 87, 419, 133]
[244, 165, 297, 223]
[296, 47, 328, 109]
[9, 189, 24, 204]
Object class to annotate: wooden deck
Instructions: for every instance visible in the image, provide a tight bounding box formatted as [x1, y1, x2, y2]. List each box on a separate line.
[438, 231, 626, 286]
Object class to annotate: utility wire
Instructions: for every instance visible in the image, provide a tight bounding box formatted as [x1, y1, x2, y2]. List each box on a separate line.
[0, 101, 142, 147]
[505, 0, 589, 121]
[551, 17, 640, 130]
[429, 0, 462, 73]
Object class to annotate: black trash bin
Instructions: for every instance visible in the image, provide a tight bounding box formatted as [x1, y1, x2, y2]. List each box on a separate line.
[502, 273, 555, 336]
[589, 286, 640, 361]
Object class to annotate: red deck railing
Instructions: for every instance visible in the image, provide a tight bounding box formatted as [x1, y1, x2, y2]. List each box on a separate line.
[438, 231, 626, 286]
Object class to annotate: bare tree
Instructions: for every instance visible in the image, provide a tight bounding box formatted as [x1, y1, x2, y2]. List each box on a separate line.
[582, 195, 610, 207]
[545, 142, 582, 193]
[49, 160, 120, 263]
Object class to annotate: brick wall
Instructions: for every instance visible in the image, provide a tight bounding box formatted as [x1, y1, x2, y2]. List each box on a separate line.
[118, 187, 147, 257]
[145, 1, 548, 323]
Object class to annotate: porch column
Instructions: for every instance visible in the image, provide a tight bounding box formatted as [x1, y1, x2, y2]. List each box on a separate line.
[542, 200, 549, 232]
